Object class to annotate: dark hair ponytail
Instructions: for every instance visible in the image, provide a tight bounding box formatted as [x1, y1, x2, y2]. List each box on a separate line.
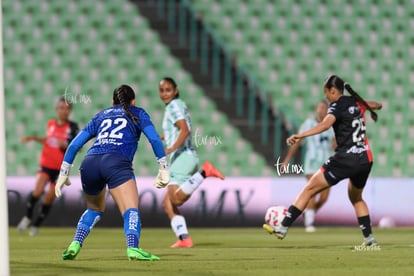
[344, 83, 378, 122]
[324, 75, 378, 122]
[113, 84, 138, 124]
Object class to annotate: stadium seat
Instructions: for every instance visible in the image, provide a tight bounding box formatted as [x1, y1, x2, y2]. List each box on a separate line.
[3, 0, 270, 176]
[189, 0, 413, 176]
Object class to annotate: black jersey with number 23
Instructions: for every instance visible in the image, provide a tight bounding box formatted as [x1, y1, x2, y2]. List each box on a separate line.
[327, 96, 373, 164]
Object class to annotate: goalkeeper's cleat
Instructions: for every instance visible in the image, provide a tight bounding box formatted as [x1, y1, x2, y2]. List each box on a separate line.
[29, 226, 38, 236]
[363, 235, 378, 246]
[126, 247, 160, 261]
[202, 161, 225, 180]
[17, 216, 31, 233]
[170, 236, 193, 248]
[62, 241, 81, 260]
[263, 224, 288, 240]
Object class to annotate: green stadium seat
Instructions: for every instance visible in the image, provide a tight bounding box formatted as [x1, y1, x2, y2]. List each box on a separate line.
[188, 0, 413, 176]
[3, 0, 272, 176]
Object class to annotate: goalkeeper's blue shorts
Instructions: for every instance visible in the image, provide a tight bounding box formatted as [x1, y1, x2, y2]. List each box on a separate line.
[80, 153, 135, 195]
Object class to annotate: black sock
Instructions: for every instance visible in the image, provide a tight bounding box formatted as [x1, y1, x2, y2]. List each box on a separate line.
[33, 204, 52, 227]
[281, 205, 303, 227]
[179, 234, 189, 240]
[200, 170, 206, 178]
[26, 194, 40, 218]
[358, 215, 372, 238]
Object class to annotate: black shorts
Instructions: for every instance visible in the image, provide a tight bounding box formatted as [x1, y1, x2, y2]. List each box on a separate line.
[38, 166, 60, 184]
[322, 153, 373, 189]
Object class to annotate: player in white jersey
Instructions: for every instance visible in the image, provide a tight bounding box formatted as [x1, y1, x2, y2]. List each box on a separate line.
[282, 101, 335, 232]
[159, 77, 224, 248]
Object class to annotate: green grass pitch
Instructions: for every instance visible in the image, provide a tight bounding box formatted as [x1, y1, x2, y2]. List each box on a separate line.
[10, 227, 414, 275]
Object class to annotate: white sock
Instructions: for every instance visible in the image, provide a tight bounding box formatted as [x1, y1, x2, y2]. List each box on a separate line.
[180, 172, 204, 195]
[171, 215, 189, 238]
[304, 209, 315, 227]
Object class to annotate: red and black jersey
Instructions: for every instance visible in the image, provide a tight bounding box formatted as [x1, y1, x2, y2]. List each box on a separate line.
[327, 96, 373, 163]
[39, 119, 79, 169]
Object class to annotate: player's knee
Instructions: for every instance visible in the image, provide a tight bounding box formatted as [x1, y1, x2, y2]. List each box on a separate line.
[349, 194, 363, 205]
[304, 185, 319, 198]
[171, 196, 186, 206]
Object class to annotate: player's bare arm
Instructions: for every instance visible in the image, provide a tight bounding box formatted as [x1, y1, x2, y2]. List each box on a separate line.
[20, 135, 46, 144]
[281, 139, 302, 168]
[165, 119, 189, 155]
[366, 101, 382, 110]
[287, 114, 336, 146]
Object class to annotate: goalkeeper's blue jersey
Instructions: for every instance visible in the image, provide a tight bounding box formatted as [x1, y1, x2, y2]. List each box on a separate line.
[63, 104, 165, 164]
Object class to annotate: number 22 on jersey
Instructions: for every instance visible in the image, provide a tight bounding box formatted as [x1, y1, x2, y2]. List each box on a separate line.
[97, 118, 127, 140]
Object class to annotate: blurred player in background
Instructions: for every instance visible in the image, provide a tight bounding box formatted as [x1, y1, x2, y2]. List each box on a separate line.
[281, 101, 336, 232]
[54, 84, 169, 261]
[264, 75, 382, 246]
[159, 77, 224, 248]
[17, 97, 79, 236]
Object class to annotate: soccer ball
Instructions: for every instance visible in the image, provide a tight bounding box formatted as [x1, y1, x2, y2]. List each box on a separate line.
[378, 216, 396, 228]
[264, 206, 288, 230]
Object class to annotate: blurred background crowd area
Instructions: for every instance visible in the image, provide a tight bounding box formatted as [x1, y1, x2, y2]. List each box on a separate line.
[3, 0, 413, 177]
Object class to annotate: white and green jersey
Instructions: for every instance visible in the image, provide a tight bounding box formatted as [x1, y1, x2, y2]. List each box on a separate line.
[162, 98, 195, 159]
[299, 116, 335, 174]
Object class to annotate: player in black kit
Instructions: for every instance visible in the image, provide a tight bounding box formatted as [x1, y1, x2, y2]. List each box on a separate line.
[264, 75, 382, 246]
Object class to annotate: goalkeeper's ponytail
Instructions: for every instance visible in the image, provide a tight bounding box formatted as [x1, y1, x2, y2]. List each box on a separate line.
[113, 84, 138, 124]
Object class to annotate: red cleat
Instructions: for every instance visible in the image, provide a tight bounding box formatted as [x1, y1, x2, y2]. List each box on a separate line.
[170, 237, 194, 248]
[202, 161, 225, 180]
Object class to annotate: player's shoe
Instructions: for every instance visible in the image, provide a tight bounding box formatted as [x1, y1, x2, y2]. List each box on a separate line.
[126, 248, 160, 261]
[62, 241, 81, 260]
[29, 226, 38, 236]
[263, 224, 288, 240]
[363, 235, 378, 246]
[170, 237, 194, 248]
[202, 161, 225, 180]
[17, 216, 31, 233]
[305, 226, 316, 233]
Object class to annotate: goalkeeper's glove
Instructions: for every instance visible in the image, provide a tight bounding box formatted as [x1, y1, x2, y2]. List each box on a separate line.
[55, 161, 72, 198]
[154, 157, 170, 189]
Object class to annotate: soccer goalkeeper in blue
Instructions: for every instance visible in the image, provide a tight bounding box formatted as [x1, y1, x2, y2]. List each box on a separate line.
[54, 84, 170, 261]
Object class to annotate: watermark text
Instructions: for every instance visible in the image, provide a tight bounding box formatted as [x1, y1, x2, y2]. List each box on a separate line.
[352, 244, 381, 252]
[193, 128, 222, 148]
[274, 156, 304, 176]
[64, 87, 92, 105]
